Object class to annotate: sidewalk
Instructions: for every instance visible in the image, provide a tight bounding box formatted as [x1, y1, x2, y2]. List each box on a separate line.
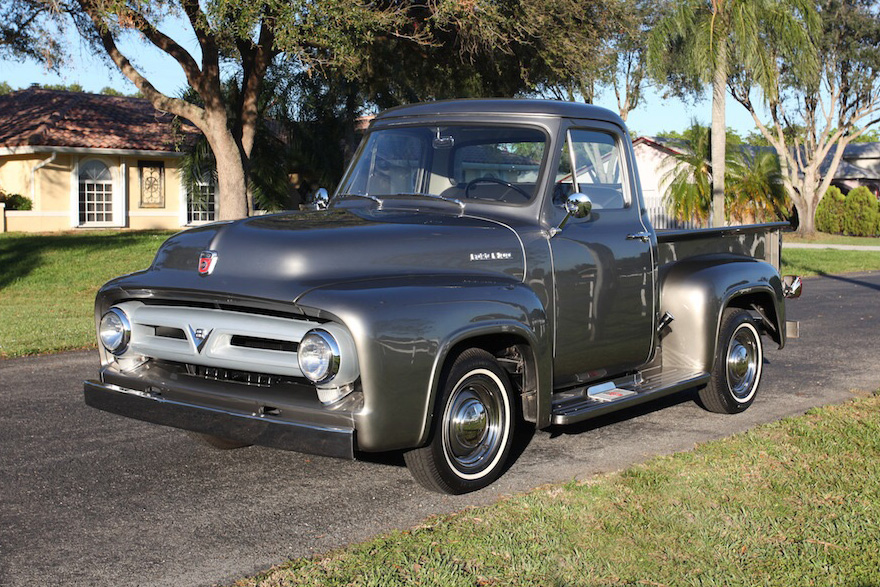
[783, 243, 880, 251]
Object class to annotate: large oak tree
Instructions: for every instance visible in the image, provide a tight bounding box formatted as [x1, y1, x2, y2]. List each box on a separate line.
[59, 0, 408, 219]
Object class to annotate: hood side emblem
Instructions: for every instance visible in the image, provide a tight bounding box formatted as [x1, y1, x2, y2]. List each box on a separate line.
[187, 326, 213, 354]
[198, 250, 218, 275]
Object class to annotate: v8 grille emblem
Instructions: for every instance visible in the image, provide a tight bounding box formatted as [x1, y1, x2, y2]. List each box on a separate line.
[188, 325, 213, 354]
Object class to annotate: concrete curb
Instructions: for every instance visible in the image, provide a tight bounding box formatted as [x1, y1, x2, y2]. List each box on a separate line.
[783, 242, 880, 251]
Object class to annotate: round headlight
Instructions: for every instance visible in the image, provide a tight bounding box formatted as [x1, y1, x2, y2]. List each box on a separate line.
[297, 329, 340, 384]
[99, 307, 131, 356]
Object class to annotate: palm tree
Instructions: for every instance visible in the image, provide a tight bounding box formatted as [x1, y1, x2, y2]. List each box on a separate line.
[661, 122, 788, 226]
[660, 124, 714, 225]
[648, 0, 816, 228]
[725, 150, 790, 224]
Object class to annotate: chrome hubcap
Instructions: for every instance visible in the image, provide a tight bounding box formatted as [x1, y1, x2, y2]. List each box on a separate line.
[727, 326, 759, 400]
[443, 374, 505, 474]
[451, 397, 488, 449]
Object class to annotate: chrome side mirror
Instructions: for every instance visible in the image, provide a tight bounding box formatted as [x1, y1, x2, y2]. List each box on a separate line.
[550, 193, 593, 237]
[565, 192, 593, 219]
[311, 188, 329, 210]
[782, 275, 802, 299]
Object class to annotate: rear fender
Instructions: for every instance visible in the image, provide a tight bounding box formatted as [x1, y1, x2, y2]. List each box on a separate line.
[659, 256, 785, 373]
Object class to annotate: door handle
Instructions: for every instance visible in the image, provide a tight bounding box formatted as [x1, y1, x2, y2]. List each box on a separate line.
[626, 232, 651, 242]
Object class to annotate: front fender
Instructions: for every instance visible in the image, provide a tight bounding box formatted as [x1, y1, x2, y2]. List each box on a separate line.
[659, 255, 785, 372]
[295, 275, 550, 452]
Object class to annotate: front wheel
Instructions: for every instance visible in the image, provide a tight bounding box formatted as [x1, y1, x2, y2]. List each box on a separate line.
[699, 308, 764, 414]
[404, 349, 516, 494]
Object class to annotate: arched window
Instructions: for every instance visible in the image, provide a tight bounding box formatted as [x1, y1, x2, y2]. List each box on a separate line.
[79, 160, 114, 225]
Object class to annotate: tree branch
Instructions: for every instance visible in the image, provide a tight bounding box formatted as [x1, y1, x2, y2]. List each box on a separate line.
[125, 8, 202, 84]
[75, 0, 205, 126]
[180, 0, 220, 90]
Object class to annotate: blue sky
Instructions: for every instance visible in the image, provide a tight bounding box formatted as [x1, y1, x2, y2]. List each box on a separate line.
[1, 28, 763, 139]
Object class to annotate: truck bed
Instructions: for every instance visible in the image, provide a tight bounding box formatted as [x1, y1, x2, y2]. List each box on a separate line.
[655, 222, 788, 270]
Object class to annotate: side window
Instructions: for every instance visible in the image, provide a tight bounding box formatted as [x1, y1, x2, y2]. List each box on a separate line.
[554, 130, 626, 209]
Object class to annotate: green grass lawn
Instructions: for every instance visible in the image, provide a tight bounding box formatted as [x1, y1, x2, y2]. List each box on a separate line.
[784, 232, 880, 246]
[781, 232, 880, 276]
[781, 247, 880, 276]
[234, 393, 880, 587]
[0, 230, 172, 357]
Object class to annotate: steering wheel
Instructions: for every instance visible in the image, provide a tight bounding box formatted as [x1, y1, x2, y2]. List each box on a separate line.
[464, 177, 531, 202]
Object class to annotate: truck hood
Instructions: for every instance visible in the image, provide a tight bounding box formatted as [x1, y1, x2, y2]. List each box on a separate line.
[137, 208, 526, 303]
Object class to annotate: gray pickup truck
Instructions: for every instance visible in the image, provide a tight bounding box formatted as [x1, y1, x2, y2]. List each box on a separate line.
[85, 100, 802, 494]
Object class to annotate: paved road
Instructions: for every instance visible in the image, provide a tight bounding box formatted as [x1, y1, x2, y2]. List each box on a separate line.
[1, 272, 878, 587]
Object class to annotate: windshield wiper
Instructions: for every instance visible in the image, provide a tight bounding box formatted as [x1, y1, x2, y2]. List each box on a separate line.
[393, 192, 465, 212]
[336, 193, 384, 208]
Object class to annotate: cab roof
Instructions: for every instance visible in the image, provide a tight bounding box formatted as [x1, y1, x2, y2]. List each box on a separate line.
[374, 99, 625, 126]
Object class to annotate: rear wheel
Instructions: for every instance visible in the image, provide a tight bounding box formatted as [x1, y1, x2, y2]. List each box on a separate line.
[699, 308, 764, 414]
[404, 349, 516, 494]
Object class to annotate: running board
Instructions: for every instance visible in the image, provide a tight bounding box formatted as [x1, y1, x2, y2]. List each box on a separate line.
[551, 368, 710, 425]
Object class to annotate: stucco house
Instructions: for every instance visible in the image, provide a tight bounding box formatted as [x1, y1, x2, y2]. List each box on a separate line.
[0, 87, 213, 233]
[631, 136, 707, 229]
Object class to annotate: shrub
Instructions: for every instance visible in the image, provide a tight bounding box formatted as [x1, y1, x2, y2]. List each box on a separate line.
[842, 186, 880, 236]
[815, 185, 846, 234]
[0, 191, 33, 211]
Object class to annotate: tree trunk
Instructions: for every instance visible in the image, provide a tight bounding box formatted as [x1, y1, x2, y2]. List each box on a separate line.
[710, 38, 728, 228]
[795, 189, 818, 235]
[204, 117, 249, 221]
[794, 169, 820, 236]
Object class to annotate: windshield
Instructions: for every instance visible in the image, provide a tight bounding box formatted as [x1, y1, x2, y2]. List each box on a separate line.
[338, 125, 547, 205]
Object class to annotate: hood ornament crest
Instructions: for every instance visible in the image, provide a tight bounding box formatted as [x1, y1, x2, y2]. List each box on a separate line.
[198, 250, 218, 275]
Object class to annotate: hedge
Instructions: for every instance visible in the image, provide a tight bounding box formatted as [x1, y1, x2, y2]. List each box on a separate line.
[816, 185, 880, 236]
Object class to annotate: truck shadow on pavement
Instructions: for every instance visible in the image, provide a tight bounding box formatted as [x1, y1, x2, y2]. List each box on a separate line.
[807, 270, 880, 292]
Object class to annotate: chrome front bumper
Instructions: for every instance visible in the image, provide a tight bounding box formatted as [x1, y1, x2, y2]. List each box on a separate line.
[84, 380, 355, 459]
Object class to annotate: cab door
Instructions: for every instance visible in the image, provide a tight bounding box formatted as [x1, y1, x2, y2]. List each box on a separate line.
[548, 124, 655, 387]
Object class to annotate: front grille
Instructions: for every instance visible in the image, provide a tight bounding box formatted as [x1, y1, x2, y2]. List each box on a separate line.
[184, 363, 298, 387]
[230, 335, 298, 352]
[153, 326, 187, 340]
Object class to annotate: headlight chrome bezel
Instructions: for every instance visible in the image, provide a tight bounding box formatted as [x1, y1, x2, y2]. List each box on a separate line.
[297, 329, 341, 384]
[99, 307, 132, 356]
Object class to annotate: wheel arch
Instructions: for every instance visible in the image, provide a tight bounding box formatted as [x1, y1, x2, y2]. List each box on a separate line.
[420, 325, 543, 447]
[724, 289, 785, 349]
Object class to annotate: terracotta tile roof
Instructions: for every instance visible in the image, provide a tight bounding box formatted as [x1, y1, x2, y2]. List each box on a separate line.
[0, 87, 201, 152]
